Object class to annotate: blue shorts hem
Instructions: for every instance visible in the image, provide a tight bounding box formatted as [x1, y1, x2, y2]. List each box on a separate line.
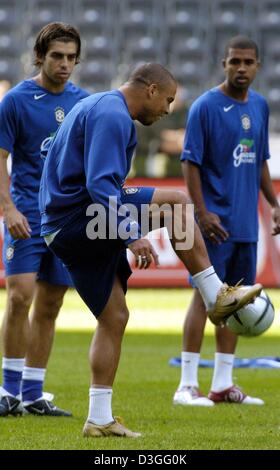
[4, 267, 38, 277]
[37, 273, 73, 287]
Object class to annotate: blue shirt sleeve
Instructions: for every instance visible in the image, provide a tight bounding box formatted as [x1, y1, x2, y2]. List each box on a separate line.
[84, 107, 141, 246]
[0, 92, 19, 153]
[180, 100, 207, 166]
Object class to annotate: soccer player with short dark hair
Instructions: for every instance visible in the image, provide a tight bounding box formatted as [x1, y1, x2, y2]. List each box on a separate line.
[174, 36, 280, 407]
[0, 22, 89, 417]
[39, 62, 262, 437]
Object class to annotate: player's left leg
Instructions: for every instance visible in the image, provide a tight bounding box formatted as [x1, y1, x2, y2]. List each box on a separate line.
[209, 243, 264, 405]
[22, 251, 72, 416]
[150, 189, 210, 273]
[149, 189, 262, 324]
[123, 186, 262, 323]
[26, 281, 67, 369]
[123, 186, 212, 273]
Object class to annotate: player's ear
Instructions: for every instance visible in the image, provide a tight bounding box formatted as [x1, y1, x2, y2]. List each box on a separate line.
[222, 59, 226, 69]
[35, 54, 44, 67]
[147, 83, 158, 98]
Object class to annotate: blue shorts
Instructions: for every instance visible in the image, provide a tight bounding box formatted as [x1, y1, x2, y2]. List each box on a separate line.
[48, 187, 155, 317]
[190, 241, 257, 287]
[3, 225, 72, 286]
[121, 186, 155, 211]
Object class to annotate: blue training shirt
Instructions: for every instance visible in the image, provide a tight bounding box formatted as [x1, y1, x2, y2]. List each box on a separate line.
[181, 87, 270, 242]
[39, 90, 141, 246]
[0, 79, 89, 229]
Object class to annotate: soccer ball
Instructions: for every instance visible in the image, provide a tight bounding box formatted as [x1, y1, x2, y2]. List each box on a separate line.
[226, 290, 275, 337]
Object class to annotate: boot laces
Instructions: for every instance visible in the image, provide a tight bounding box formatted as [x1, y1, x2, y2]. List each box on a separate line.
[219, 279, 244, 298]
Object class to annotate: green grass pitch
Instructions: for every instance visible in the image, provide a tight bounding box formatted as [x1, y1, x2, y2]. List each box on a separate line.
[0, 288, 279, 450]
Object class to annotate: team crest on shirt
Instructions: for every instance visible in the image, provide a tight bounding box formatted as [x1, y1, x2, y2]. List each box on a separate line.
[123, 188, 139, 195]
[6, 245, 14, 261]
[55, 107, 65, 124]
[241, 114, 251, 131]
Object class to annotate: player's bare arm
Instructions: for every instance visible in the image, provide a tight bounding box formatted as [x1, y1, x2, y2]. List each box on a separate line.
[260, 161, 280, 236]
[182, 160, 229, 243]
[0, 148, 31, 239]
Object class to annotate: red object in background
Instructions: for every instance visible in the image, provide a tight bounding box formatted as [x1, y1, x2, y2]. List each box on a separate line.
[1, 178, 280, 288]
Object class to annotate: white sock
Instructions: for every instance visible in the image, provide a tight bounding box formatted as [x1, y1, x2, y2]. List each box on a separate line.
[179, 352, 200, 389]
[2, 357, 25, 372]
[211, 353, 234, 392]
[22, 367, 46, 382]
[192, 267, 223, 309]
[88, 387, 113, 425]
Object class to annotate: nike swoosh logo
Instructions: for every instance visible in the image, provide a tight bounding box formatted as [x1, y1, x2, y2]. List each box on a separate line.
[6, 397, 14, 411]
[29, 406, 45, 414]
[34, 93, 47, 100]
[223, 105, 234, 112]
[226, 299, 239, 307]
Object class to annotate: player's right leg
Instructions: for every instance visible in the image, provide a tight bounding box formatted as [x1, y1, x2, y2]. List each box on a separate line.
[83, 276, 140, 438]
[46, 211, 140, 437]
[22, 279, 71, 417]
[0, 273, 36, 417]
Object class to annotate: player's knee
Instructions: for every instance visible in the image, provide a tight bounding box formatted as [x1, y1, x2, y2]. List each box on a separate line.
[101, 307, 129, 334]
[115, 308, 129, 332]
[7, 289, 32, 317]
[168, 191, 194, 228]
[170, 190, 190, 207]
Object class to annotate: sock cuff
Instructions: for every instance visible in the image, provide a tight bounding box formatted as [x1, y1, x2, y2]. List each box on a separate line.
[89, 387, 112, 397]
[215, 352, 235, 364]
[182, 351, 200, 361]
[2, 357, 25, 372]
[22, 367, 46, 382]
[192, 266, 215, 280]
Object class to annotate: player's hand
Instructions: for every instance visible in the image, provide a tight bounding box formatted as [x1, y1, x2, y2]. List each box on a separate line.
[128, 238, 159, 269]
[197, 211, 229, 244]
[4, 206, 31, 239]
[271, 207, 280, 236]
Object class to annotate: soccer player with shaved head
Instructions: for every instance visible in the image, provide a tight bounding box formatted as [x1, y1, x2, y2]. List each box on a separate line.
[39, 62, 261, 437]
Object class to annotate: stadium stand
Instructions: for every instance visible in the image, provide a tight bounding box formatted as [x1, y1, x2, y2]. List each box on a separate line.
[28, 0, 68, 33]
[1, 0, 280, 132]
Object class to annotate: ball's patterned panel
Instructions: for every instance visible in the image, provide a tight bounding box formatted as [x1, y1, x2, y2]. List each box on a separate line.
[226, 290, 275, 337]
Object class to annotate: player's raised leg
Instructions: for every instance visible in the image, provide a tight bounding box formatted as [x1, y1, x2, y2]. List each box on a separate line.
[149, 188, 262, 325]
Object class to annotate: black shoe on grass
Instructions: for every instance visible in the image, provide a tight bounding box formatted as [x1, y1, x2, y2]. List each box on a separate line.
[0, 395, 22, 417]
[24, 399, 72, 416]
